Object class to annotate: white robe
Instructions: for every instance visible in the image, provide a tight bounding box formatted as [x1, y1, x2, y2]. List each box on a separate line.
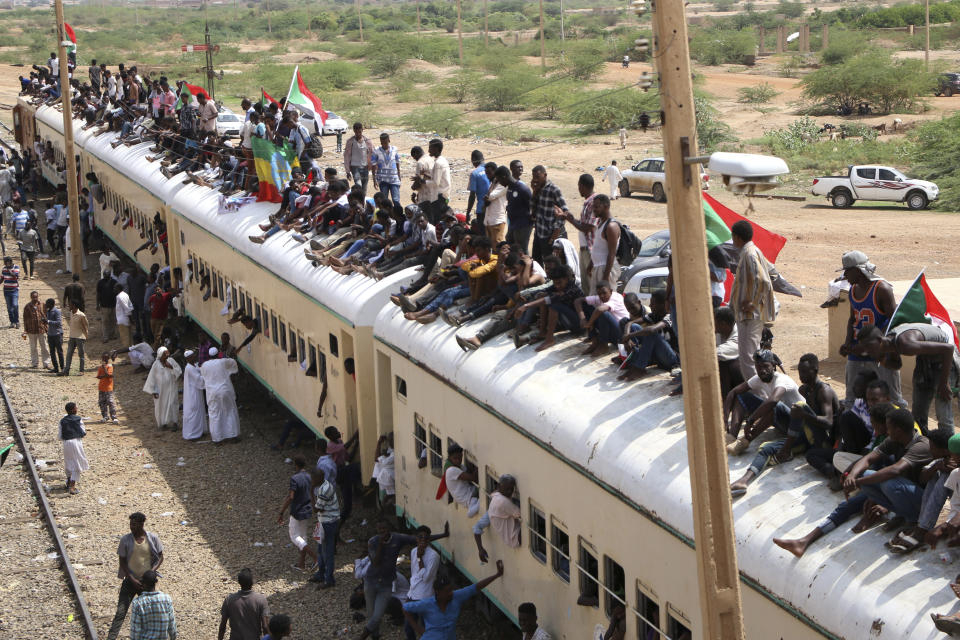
[0, 169, 12, 203]
[63, 437, 89, 482]
[181, 363, 207, 440]
[143, 357, 182, 428]
[603, 165, 623, 198]
[200, 358, 240, 442]
[128, 343, 155, 369]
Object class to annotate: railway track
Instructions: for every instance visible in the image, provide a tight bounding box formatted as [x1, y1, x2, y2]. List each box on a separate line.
[0, 374, 97, 640]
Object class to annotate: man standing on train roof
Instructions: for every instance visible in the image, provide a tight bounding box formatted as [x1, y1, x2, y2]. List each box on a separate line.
[181, 350, 207, 441]
[200, 347, 241, 444]
[856, 322, 960, 433]
[837, 250, 904, 406]
[143, 346, 182, 432]
[729, 220, 775, 383]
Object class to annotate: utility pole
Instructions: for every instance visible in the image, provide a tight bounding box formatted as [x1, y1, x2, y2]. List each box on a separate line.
[560, 0, 565, 42]
[204, 22, 215, 100]
[456, 0, 463, 65]
[539, 0, 545, 70]
[416, 0, 421, 37]
[356, 0, 363, 42]
[264, 0, 271, 33]
[54, 0, 82, 275]
[649, 0, 746, 636]
[925, 0, 930, 70]
[484, 0, 488, 47]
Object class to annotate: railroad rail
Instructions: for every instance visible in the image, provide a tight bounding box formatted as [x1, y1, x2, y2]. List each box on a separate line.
[0, 375, 98, 640]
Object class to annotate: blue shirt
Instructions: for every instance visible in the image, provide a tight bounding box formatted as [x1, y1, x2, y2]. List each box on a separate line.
[316, 454, 338, 485]
[289, 470, 313, 521]
[468, 166, 490, 216]
[403, 584, 478, 639]
[372, 145, 400, 185]
[11, 210, 28, 233]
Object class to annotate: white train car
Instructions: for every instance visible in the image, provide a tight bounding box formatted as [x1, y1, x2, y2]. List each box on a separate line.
[371, 306, 955, 639]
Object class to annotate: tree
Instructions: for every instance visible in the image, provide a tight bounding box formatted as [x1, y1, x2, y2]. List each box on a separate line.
[441, 71, 482, 104]
[913, 113, 960, 210]
[564, 87, 660, 132]
[689, 28, 755, 65]
[526, 82, 579, 120]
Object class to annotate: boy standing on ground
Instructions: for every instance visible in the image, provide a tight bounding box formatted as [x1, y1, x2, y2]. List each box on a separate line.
[60, 402, 88, 495]
[97, 352, 119, 424]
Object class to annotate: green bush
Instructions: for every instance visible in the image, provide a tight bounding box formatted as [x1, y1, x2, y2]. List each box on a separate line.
[441, 71, 482, 104]
[564, 87, 660, 132]
[690, 28, 756, 65]
[477, 71, 542, 111]
[737, 82, 779, 104]
[801, 52, 936, 114]
[820, 30, 873, 66]
[525, 81, 581, 120]
[695, 96, 734, 151]
[401, 106, 470, 138]
[912, 112, 960, 210]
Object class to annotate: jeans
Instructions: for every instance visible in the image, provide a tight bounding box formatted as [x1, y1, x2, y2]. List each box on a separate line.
[550, 301, 581, 332]
[106, 577, 139, 640]
[276, 418, 310, 447]
[737, 393, 791, 434]
[21, 250, 35, 276]
[912, 360, 956, 432]
[819, 493, 870, 534]
[363, 579, 394, 636]
[918, 470, 950, 530]
[379, 181, 400, 207]
[350, 166, 369, 196]
[627, 331, 679, 371]
[312, 519, 340, 585]
[475, 309, 512, 344]
[4, 289, 18, 325]
[338, 462, 361, 519]
[47, 334, 64, 372]
[404, 606, 422, 640]
[64, 337, 85, 374]
[589, 310, 621, 345]
[746, 406, 828, 476]
[506, 223, 533, 255]
[424, 285, 469, 313]
[857, 470, 924, 523]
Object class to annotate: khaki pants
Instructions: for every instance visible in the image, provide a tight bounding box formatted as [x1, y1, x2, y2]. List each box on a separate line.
[591, 262, 621, 294]
[736, 316, 765, 381]
[100, 307, 117, 341]
[150, 318, 165, 346]
[579, 247, 593, 295]
[485, 222, 506, 246]
[28, 332, 50, 367]
[117, 323, 132, 348]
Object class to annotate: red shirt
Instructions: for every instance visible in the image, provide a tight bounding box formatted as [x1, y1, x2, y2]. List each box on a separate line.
[150, 291, 173, 319]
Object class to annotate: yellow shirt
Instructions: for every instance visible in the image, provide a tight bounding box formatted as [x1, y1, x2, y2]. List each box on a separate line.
[127, 537, 152, 580]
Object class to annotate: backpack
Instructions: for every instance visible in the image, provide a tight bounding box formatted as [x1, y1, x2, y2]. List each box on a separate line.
[600, 218, 641, 266]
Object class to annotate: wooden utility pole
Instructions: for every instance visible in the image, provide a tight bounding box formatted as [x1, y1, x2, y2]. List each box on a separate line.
[484, 0, 489, 47]
[456, 0, 463, 65]
[560, 0, 565, 42]
[54, 0, 82, 275]
[539, 0, 545, 70]
[356, 0, 363, 42]
[925, 0, 930, 69]
[821, 23, 829, 50]
[649, 0, 746, 637]
[416, 0, 421, 37]
[264, 0, 271, 33]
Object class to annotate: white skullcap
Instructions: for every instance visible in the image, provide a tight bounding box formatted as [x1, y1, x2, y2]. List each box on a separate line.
[157, 346, 169, 357]
[183, 350, 195, 358]
[208, 347, 219, 357]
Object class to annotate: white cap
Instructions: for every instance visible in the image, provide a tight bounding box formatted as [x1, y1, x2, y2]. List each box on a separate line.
[183, 350, 195, 358]
[208, 347, 219, 357]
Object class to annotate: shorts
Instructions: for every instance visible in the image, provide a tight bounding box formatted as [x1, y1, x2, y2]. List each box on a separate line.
[288, 516, 310, 551]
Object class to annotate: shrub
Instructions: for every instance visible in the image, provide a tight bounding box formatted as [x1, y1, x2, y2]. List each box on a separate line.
[401, 106, 470, 138]
[695, 96, 734, 151]
[912, 112, 960, 210]
[801, 52, 936, 114]
[441, 71, 482, 104]
[737, 82, 779, 104]
[525, 81, 580, 120]
[564, 87, 660, 132]
[690, 29, 755, 66]
[819, 30, 873, 66]
[477, 71, 542, 111]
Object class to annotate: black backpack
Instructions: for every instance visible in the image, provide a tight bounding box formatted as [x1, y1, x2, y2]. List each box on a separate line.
[600, 219, 641, 266]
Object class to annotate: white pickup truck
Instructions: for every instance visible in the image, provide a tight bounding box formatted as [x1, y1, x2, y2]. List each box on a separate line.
[811, 165, 939, 210]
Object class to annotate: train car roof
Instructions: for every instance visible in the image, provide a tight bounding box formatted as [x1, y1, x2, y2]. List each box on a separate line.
[372, 306, 951, 639]
[168, 183, 414, 326]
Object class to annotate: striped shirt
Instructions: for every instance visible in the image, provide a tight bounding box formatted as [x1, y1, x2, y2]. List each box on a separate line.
[532, 180, 569, 241]
[129, 590, 177, 640]
[1, 265, 19, 290]
[313, 479, 340, 524]
[372, 145, 400, 185]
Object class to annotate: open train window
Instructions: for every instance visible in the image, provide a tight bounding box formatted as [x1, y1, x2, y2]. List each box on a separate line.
[298, 334, 306, 366]
[329, 333, 339, 357]
[395, 375, 407, 398]
[484, 466, 498, 508]
[551, 519, 570, 583]
[604, 556, 626, 617]
[428, 426, 443, 478]
[287, 324, 298, 361]
[577, 539, 599, 607]
[414, 414, 427, 468]
[270, 312, 278, 346]
[307, 342, 318, 377]
[636, 584, 661, 640]
[528, 503, 547, 564]
[279, 321, 287, 352]
[217, 274, 224, 301]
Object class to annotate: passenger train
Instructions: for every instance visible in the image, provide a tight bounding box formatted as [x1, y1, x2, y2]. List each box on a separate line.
[17, 98, 954, 639]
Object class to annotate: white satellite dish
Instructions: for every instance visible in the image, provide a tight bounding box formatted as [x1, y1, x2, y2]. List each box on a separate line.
[786, 31, 800, 43]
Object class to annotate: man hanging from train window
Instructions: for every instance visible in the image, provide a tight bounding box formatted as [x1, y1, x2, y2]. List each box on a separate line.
[444, 445, 480, 518]
[473, 474, 521, 562]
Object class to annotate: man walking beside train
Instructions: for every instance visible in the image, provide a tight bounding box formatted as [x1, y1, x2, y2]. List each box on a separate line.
[201, 348, 240, 444]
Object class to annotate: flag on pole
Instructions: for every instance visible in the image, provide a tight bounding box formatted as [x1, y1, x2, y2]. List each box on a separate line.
[64, 23, 77, 55]
[886, 271, 959, 347]
[173, 82, 210, 110]
[260, 88, 279, 109]
[284, 66, 327, 125]
[702, 191, 787, 263]
[251, 136, 300, 203]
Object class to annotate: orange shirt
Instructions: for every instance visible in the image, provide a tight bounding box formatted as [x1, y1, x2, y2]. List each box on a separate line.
[97, 363, 114, 392]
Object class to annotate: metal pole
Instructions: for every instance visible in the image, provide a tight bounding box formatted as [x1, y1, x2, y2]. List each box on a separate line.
[54, 0, 83, 276]
[649, 0, 746, 637]
[925, 0, 930, 70]
[457, 0, 463, 65]
[560, 0, 565, 42]
[539, 0, 545, 70]
[204, 23, 215, 100]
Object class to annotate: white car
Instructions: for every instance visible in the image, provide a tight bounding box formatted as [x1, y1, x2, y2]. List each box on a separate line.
[216, 110, 243, 138]
[619, 157, 709, 202]
[622, 266, 669, 306]
[301, 110, 348, 137]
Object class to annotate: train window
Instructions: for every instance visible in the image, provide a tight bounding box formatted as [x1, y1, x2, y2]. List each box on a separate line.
[279, 321, 287, 352]
[484, 466, 498, 508]
[329, 333, 339, 357]
[270, 313, 278, 346]
[428, 427, 443, 478]
[636, 585, 661, 640]
[577, 539, 599, 607]
[550, 520, 570, 583]
[217, 274, 225, 301]
[528, 503, 547, 564]
[395, 375, 407, 398]
[667, 614, 690, 640]
[603, 556, 626, 617]
[180, 230, 185, 246]
[307, 343, 318, 377]
[254, 302, 262, 326]
[245, 294, 252, 314]
[298, 334, 306, 365]
[413, 414, 426, 466]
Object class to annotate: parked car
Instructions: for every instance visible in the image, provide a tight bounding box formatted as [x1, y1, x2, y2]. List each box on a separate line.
[622, 266, 669, 305]
[215, 110, 242, 138]
[811, 165, 939, 210]
[617, 229, 671, 292]
[936, 72, 960, 97]
[619, 157, 709, 202]
[300, 110, 349, 137]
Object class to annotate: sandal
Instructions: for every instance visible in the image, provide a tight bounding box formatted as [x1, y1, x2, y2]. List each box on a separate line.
[887, 532, 924, 555]
[931, 613, 960, 635]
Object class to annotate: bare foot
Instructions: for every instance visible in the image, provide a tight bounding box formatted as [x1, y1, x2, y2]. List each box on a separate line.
[404, 312, 419, 321]
[773, 538, 808, 558]
[582, 339, 600, 355]
[534, 337, 555, 352]
[852, 503, 888, 533]
[416, 313, 438, 324]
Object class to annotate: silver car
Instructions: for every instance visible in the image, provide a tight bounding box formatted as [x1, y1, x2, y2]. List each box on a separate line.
[619, 157, 709, 202]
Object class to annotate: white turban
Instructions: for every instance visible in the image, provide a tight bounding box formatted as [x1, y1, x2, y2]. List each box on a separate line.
[183, 350, 195, 358]
[157, 346, 169, 358]
[208, 347, 219, 357]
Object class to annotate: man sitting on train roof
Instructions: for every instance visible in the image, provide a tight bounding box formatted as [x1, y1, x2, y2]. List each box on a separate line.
[573, 282, 631, 357]
[617, 291, 678, 381]
[390, 224, 470, 315]
[444, 445, 480, 518]
[509, 262, 582, 351]
[728, 354, 838, 498]
[724, 349, 802, 457]
[772, 410, 948, 558]
[403, 236, 498, 325]
[321, 203, 395, 274]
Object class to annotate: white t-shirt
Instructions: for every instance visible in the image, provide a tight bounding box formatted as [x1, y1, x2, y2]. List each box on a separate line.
[419, 223, 437, 251]
[115, 291, 133, 326]
[746, 372, 803, 406]
[945, 468, 960, 521]
[445, 466, 474, 507]
[532, 260, 547, 280]
[585, 292, 629, 322]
